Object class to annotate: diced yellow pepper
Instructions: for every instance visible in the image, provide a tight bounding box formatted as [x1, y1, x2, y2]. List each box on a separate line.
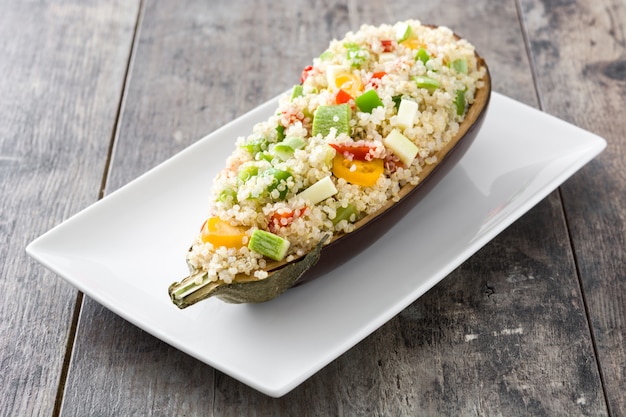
[332, 73, 362, 97]
[400, 38, 425, 50]
[332, 155, 384, 187]
[201, 217, 248, 248]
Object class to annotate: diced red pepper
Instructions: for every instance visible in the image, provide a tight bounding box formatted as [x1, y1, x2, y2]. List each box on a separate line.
[268, 207, 307, 233]
[381, 40, 394, 52]
[329, 143, 376, 161]
[300, 65, 314, 84]
[335, 89, 354, 104]
[368, 71, 387, 89]
[269, 211, 295, 233]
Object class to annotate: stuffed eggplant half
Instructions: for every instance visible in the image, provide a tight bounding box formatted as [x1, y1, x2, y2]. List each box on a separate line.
[169, 20, 491, 307]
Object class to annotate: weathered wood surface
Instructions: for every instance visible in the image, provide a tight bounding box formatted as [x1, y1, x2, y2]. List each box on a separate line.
[520, 1, 626, 415]
[2, 0, 623, 416]
[0, 1, 139, 417]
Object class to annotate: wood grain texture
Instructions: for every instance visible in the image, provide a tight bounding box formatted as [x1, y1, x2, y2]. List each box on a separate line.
[3, 0, 619, 416]
[520, 0, 626, 415]
[51, 1, 613, 417]
[0, 1, 139, 417]
[104, 0, 335, 193]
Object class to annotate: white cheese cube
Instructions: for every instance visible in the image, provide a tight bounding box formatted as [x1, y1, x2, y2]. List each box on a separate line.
[396, 99, 418, 129]
[383, 129, 419, 166]
[297, 176, 338, 205]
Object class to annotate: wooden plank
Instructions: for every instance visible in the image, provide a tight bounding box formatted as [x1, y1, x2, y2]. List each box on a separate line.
[59, 0, 608, 415]
[0, 1, 140, 417]
[103, 0, 333, 193]
[519, 0, 626, 415]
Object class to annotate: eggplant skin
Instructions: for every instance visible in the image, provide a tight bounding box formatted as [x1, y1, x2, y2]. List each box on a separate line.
[169, 236, 327, 307]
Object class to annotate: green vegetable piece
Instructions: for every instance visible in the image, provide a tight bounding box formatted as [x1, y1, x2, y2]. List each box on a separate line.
[452, 58, 468, 74]
[355, 89, 383, 113]
[264, 168, 293, 200]
[282, 136, 306, 149]
[291, 85, 304, 100]
[272, 136, 306, 161]
[455, 89, 466, 116]
[276, 124, 285, 141]
[241, 137, 268, 156]
[272, 144, 294, 161]
[312, 104, 351, 138]
[391, 95, 403, 109]
[414, 75, 440, 92]
[217, 188, 237, 204]
[416, 48, 430, 64]
[237, 163, 259, 182]
[344, 42, 368, 68]
[248, 230, 290, 261]
[168, 236, 328, 306]
[332, 204, 359, 225]
[319, 50, 334, 61]
[256, 151, 274, 162]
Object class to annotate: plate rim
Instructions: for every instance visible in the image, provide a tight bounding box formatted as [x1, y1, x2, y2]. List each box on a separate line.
[26, 91, 607, 397]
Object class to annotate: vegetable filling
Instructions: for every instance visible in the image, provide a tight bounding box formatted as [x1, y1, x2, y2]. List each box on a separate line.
[185, 20, 486, 284]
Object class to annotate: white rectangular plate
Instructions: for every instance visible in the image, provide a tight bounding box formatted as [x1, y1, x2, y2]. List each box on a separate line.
[27, 92, 606, 397]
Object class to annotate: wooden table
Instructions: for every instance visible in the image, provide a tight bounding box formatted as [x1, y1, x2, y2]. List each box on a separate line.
[2, 0, 624, 415]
